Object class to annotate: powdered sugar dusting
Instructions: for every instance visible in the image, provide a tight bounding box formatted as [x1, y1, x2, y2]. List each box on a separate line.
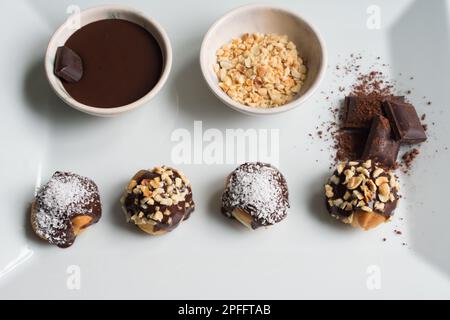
[34, 172, 99, 247]
[222, 163, 289, 226]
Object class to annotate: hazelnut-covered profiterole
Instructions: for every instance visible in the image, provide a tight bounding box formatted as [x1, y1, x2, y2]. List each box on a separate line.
[31, 172, 102, 248]
[121, 166, 195, 235]
[325, 160, 400, 231]
[221, 162, 290, 229]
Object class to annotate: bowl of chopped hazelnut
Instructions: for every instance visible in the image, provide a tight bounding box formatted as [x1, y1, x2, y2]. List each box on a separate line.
[200, 4, 327, 116]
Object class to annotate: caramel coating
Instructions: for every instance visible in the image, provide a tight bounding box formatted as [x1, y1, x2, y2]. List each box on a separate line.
[71, 216, 94, 235]
[350, 210, 388, 231]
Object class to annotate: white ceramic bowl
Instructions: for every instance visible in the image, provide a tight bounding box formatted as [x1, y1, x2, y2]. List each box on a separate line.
[45, 5, 172, 117]
[200, 4, 327, 116]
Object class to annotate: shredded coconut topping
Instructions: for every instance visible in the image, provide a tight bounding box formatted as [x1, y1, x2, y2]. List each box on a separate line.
[222, 163, 289, 226]
[34, 172, 99, 246]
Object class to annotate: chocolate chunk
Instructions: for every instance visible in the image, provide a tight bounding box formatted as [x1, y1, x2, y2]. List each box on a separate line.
[362, 116, 400, 168]
[382, 100, 427, 144]
[335, 130, 368, 161]
[54, 46, 83, 83]
[343, 95, 405, 129]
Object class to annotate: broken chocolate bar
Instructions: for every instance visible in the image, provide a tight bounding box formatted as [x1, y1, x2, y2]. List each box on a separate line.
[54, 46, 83, 83]
[382, 100, 427, 144]
[343, 96, 405, 129]
[336, 129, 368, 161]
[362, 116, 400, 168]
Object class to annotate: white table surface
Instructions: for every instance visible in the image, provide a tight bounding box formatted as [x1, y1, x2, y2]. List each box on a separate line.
[1, 0, 450, 299]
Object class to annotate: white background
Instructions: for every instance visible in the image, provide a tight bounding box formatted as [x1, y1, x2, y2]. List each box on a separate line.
[0, 0, 449, 299]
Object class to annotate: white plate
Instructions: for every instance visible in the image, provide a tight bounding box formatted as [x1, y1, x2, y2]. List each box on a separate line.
[1, 0, 450, 299]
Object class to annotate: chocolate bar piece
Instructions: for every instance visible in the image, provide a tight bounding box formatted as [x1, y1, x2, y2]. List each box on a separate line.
[382, 100, 427, 144]
[343, 96, 405, 129]
[336, 130, 369, 161]
[54, 46, 83, 83]
[362, 116, 400, 168]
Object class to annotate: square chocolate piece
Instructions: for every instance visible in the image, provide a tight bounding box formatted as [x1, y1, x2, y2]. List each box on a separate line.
[343, 96, 405, 129]
[336, 130, 369, 161]
[54, 46, 83, 83]
[362, 116, 400, 168]
[382, 100, 427, 144]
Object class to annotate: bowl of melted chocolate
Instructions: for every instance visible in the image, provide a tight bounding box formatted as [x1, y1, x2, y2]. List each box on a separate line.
[45, 5, 172, 116]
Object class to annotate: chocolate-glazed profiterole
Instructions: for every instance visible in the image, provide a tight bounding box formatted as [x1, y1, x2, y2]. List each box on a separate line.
[121, 166, 195, 235]
[31, 172, 102, 248]
[221, 163, 290, 229]
[325, 160, 400, 230]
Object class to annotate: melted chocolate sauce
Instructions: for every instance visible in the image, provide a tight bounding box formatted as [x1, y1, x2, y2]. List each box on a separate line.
[62, 19, 163, 108]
